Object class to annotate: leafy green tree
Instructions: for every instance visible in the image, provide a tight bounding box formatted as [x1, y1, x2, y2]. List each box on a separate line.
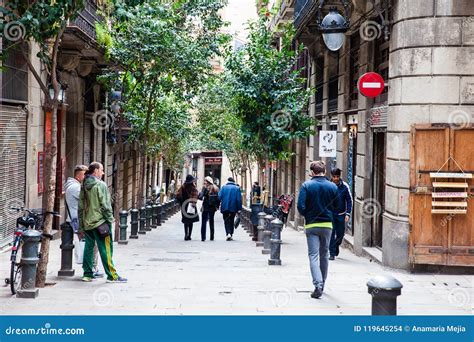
[225, 15, 313, 169]
[0, 0, 85, 287]
[99, 0, 228, 206]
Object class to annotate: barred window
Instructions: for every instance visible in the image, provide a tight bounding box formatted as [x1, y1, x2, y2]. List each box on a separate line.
[1, 42, 28, 104]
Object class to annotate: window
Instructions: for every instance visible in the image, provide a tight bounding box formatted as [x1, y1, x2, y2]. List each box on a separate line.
[1, 42, 28, 104]
[349, 33, 360, 109]
[328, 52, 339, 113]
[373, 7, 392, 105]
[315, 57, 324, 114]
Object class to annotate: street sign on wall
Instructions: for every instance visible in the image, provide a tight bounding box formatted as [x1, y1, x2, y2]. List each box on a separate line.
[319, 131, 337, 157]
[358, 72, 385, 98]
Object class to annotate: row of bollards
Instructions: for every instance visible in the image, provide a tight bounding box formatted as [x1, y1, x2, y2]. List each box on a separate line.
[57, 199, 180, 278]
[241, 205, 283, 266]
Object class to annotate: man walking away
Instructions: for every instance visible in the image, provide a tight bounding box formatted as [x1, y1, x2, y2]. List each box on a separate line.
[219, 177, 242, 241]
[78, 162, 127, 283]
[64, 165, 103, 278]
[297, 161, 337, 299]
[329, 168, 353, 260]
[199, 176, 220, 241]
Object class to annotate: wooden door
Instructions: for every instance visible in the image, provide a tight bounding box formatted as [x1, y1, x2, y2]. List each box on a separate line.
[409, 125, 474, 266]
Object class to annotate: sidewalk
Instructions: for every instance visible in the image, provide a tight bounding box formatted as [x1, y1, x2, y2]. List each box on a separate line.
[0, 210, 472, 315]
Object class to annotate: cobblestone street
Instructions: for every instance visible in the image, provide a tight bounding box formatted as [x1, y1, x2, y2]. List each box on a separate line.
[1, 210, 471, 315]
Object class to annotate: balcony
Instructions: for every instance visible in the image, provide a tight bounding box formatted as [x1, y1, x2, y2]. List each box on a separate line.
[68, 0, 103, 42]
[294, 0, 318, 30]
[269, 0, 296, 32]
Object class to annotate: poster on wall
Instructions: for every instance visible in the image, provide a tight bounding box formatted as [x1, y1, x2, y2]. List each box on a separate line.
[319, 131, 337, 158]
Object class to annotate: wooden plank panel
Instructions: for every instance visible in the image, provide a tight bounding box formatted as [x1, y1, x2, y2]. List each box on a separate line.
[432, 182, 468, 188]
[431, 202, 468, 207]
[449, 128, 474, 266]
[432, 192, 468, 198]
[431, 209, 467, 214]
[430, 172, 472, 178]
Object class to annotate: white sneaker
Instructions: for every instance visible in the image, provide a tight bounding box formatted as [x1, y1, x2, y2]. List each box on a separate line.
[226, 234, 231, 241]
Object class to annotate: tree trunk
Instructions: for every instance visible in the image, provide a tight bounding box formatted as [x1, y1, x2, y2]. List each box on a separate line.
[36, 102, 58, 287]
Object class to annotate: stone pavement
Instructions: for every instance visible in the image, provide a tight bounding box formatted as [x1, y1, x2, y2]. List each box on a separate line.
[0, 209, 472, 315]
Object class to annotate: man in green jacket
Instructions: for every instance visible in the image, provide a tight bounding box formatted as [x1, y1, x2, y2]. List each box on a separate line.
[78, 162, 127, 283]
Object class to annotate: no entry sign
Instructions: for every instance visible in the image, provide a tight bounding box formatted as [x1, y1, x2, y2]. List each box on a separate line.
[358, 72, 385, 98]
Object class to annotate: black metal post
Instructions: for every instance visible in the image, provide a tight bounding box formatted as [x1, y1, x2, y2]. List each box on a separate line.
[268, 218, 283, 265]
[17, 230, 41, 298]
[58, 222, 75, 277]
[118, 210, 128, 245]
[367, 276, 403, 315]
[139, 207, 146, 235]
[130, 208, 139, 239]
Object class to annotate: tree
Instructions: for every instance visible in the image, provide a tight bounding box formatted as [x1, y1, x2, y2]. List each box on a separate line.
[0, 0, 85, 287]
[225, 15, 313, 169]
[99, 0, 228, 206]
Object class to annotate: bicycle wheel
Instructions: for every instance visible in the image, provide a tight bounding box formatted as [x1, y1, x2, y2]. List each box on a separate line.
[10, 245, 22, 295]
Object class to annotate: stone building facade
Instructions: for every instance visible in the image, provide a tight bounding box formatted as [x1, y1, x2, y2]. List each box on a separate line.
[263, 0, 474, 270]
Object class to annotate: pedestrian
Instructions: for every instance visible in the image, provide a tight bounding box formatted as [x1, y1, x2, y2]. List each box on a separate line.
[297, 160, 337, 299]
[64, 165, 103, 278]
[252, 181, 261, 204]
[169, 180, 176, 199]
[218, 177, 242, 241]
[198, 176, 220, 241]
[176, 174, 199, 240]
[329, 168, 353, 260]
[78, 162, 127, 283]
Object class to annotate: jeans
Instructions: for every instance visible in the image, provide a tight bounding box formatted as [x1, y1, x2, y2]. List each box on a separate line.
[201, 210, 215, 240]
[184, 223, 193, 239]
[305, 227, 332, 290]
[330, 215, 346, 257]
[222, 211, 236, 236]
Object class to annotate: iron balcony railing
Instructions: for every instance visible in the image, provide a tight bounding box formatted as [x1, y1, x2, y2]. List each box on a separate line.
[294, 0, 318, 29]
[70, 0, 103, 40]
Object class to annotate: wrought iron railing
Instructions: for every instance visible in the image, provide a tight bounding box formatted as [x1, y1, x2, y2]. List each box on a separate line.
[70, 0, 102, 40]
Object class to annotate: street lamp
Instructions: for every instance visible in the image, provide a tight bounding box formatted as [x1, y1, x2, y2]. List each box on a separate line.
[316, 1, 350, 52]
[48, 84, 66, 103]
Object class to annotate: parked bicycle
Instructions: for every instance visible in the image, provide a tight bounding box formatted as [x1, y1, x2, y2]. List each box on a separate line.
[266, 194, 295, 225]
[4, 207, 58, 295]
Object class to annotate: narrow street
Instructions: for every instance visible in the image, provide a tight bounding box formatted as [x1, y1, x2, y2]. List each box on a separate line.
[0, 209, 471, 315]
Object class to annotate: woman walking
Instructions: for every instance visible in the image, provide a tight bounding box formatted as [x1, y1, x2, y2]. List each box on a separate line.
[176, 174, 199, 240]
[199, 176, 220, 241]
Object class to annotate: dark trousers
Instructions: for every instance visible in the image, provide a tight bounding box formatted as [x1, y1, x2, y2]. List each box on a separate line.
[329, 215, 346, 257]
[223, 211, 236, 236]
[184, 223, 193, 239]
[201, 210, 215, 240]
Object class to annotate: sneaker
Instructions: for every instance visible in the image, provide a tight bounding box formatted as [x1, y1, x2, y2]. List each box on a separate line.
[226, 234, 231, 241]
[310, 288, 323, 299]
[106, 277, 128, 283]
[329, 255, 335, 261]
[82, 276, 94, 282]
[93, 271, 104, 278]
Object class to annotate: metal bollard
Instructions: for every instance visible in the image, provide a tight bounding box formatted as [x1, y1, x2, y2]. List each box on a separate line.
[367, 275, 403, 315]
[17, 230, 41, 298]
[139, 207, 146, 235]
[251, 203, 264, 242]
[130, 209, 139, 239]
[151, 204, 158, 229]
[118, 210, 128, 245]
[58, 222, 75, 277]
[157, 204, 162, 226]
[256, 212, 266, 247]
[262, 214, 273, 254]
[268, 218, 283, 265]
[145, 205, 152, 231]
[160, 202, 166, 223]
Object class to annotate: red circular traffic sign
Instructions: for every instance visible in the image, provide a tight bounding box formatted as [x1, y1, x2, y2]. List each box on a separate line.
[358, 72, 385, 98]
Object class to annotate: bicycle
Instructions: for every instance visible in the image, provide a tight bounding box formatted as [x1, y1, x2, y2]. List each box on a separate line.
[265, 194, 295, 226]
[4, 207, 58, 295]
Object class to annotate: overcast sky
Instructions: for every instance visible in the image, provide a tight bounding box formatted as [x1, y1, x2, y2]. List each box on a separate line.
[222, 0, 258, 41]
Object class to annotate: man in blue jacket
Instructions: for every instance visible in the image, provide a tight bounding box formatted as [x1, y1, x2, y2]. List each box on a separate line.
[329, 168, 353, 260]
[297, 161, 338, 299]
[218, 177, 242, 241]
